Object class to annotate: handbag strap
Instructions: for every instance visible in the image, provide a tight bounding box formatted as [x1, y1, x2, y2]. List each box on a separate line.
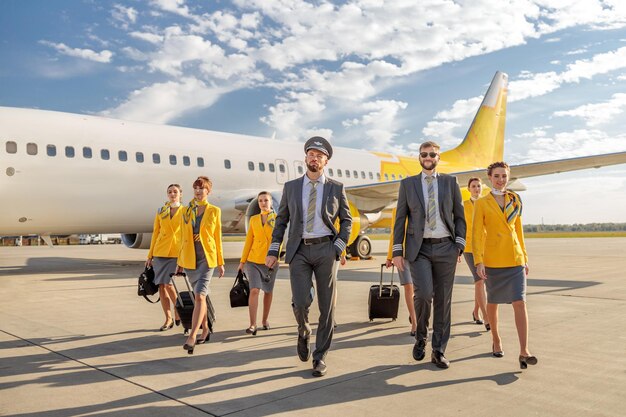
[143, 294, 160, 304]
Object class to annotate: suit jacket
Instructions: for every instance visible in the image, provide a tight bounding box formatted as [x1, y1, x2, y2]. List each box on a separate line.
[177, 204, 224, 269]
[463, 199, 486, 254]
[147, 206, 183, 258]
[386, 207, 407, 259]
[392, 172, 466, 261]
[268, 175, 352, 264]
[472, 193, 528, 268]
[240, 212, 278, 264]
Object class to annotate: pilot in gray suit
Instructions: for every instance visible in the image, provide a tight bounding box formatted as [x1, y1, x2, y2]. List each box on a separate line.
[392, 141, 466, 369]
[266, 136, 352, 377]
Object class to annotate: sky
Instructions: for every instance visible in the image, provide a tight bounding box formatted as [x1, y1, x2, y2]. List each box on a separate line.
[1, 0, 626, 224]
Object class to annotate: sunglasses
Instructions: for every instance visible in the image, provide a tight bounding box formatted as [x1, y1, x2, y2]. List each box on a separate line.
[420, 152, 438, 158]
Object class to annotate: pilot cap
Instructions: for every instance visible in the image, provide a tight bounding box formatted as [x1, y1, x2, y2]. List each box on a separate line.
[304, 136, 333, 159]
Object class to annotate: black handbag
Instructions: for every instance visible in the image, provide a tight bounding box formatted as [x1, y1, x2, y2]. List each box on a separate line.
[138, 266, 160, 303]
[229, 270, 250, 308]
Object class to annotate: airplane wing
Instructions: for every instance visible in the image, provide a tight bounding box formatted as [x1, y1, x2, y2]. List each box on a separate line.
[346, 151, 626, 211]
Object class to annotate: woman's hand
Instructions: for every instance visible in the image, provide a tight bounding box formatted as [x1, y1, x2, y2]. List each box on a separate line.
[476, 263, 487, 280]
[385, 259, 392, 268]
[145, 257, 153, 268]
[175, 265, 184, 275]
[218, 265, 225, 278]
[237, 262, 244, 272]
[524, 263, 529, 276]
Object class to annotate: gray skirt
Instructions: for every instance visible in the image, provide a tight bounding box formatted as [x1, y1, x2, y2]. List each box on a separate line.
[152, 257, 177, 286]
[184, 241, 214, 296]
[485, 265, 526, 304]
[394, 261, 412, 285]
[245, 262, 277, 293]
[463, 253, 481, 283]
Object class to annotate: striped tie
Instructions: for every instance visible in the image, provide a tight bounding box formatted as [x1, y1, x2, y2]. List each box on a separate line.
[306, 180, 318, 233]
[426, 175, 436, 230]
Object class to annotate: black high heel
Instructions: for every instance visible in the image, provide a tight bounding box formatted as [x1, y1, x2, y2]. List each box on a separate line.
[160, 320, 174, 331]
[245, 326, 257, 335]
[472, 312, 484, 325]
[262, 323, 271, 330]
[175, 319, 181, 326]
[485, 323, 491, 331]
[197, 333, 210, 344]
[183, 342, 195, 354]
[492, 344, 503, 358]
[519, 355, 538, 369]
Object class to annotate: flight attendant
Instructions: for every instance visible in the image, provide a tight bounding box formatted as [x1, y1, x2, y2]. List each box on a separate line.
[473, 162, 538, 369]
[238, 191, 278, 335]
[463, 178, 489, 331]
[146, 184, 183, 331]
[385, 207, 418, 336]
[176, 176, 225, 354]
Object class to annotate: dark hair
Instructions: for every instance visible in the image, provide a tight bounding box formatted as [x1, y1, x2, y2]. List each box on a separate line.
[419, 141, 441, 152]
[257, 190, 271, 198]
[467, 177, 481, 188]
[193, 176, 212, 191]
[167, 183, 182, 193]
[487, 161, 510, 176]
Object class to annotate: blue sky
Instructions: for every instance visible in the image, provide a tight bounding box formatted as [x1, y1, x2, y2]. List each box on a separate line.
[1, 0, 626, 224]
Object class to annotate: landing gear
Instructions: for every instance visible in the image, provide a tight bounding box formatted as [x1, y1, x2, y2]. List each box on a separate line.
[348, 235, 372, 260]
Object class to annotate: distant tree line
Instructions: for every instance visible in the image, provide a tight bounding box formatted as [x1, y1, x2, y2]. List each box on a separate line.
[524, 223, 626, 232]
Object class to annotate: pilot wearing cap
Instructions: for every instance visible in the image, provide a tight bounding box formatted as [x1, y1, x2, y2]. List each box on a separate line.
[266, 135, 351, 378]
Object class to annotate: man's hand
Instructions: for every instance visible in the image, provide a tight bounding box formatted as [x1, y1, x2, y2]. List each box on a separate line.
[339, 255, 346, 266]
[392, 256, 405, 272]
[265, 255, 278, 269]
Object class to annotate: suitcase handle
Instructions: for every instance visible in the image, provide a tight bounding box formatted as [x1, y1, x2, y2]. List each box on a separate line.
[170, 272, 195, 306]
[379, 263, 395, 297]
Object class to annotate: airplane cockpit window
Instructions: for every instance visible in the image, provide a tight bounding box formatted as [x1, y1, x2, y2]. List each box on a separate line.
[83, 147, 92, 158]
[169, 155, 177, 165]
[369, 172, 373, 180]
[27, 143, 38, 155]
[279, 164, 285, 173]
[346, 170, 351, 178]
[197, 157, 204, 167]
[183, 156, 190, 166]
[101, 149, 110, 160]
[259, 162, 266, 172]
[136, 152, 144, 163]
[269, 163, 275, 172]
[65, 146, 75, 158]
[224, 159, 231, 169]
[328, 168, 334, 176]
[153, 153, 160, 164]
[248, 161, 255, 171]
[47, 145, 57, 156]
[119, 151, 128, 162]
[5, 141, 17, 154]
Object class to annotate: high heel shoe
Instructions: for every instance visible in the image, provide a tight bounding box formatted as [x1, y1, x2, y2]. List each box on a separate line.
[245, 326, 257, 335]
[175, 319, 181, 326]
[519, 355, 538, 369]
[183, 341, 195, 354]
[262, 323, 271, 330]
[485, 323, 491, 331]
[492, 344, 504, 358]
[472, 312, 484, 325]
[160, 320, 174, 331]
[197, 333, 210, 344]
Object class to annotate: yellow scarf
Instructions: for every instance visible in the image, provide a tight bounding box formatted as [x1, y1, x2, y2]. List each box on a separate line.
[184, 199, 208, 227]
[158, 202, 180, 219]
[504, 191, 522, 226]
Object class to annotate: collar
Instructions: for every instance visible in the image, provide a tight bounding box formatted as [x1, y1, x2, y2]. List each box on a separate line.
[305, 173, 326, 185]
[421, 171, 438, 179]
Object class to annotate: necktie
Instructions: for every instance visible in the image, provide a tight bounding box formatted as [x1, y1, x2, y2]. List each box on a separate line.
[426, 175, 436, 230]
[306, 180, 318, 233]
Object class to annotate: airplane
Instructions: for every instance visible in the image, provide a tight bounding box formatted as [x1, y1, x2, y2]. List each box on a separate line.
[2, 71, 626, 258]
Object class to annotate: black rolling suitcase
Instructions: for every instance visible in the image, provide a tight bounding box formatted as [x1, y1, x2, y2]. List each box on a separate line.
[368, 264, 400, 321]
[171, 273, 216, 338]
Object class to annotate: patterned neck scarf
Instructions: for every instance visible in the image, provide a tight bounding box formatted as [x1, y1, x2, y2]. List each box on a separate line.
[159, 201, 181, 219]
[261, 210, 276, 228]
[184, 199, 208, 227]
[504, 191, 521, 226]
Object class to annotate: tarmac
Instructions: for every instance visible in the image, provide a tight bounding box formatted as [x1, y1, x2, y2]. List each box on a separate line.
[0, 238, 625, 417]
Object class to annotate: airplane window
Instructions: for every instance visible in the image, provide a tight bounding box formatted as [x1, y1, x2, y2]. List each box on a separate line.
[399, 174, 403, 179]
[197, 157, 204, 167]
[346, 170, 351, 178]
[384, 173, 389, 180]
[297, 165, 303, 174]
[248, 161, 255, 171]
[101, 149, 110, 160]
[27, 143, 38, 155]
[5, 141, 17, 153]
[119, 150, 128, 162]
[47, 145, 57, 156]
[337, 169, 342, 177]
[153, 153, 160, 164]
[328, 168, 334, 176]
[259, 162, 265, 172]
[170, 155, 177, 165]
[353, 170, 358, 178]
[369, 172, 373, 180]
[65, 146, 75, 158]
[83, 147, 92, 159]
[376, 173, 381, 180]
[361, 171, 365, 179]
[269, 163, 275, 172]
[279, 164, 285, 173]
[136, 152, 144, 163]
[183, 156, 190, 166]
[224, 159, 231, 169]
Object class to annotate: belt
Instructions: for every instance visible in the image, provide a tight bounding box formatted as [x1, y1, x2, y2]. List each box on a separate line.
[302, 236, 332, 245]
[422, 237, 452, 244]
[193, 234, 201, 242]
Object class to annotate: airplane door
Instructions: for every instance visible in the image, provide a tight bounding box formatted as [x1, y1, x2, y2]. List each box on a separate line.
[275, 159, 288, 184]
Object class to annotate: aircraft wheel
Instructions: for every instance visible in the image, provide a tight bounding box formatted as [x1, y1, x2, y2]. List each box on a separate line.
[349, 235, 372, 259]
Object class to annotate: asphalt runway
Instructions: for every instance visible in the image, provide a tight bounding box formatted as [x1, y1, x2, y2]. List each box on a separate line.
[1, 239, 624, 417]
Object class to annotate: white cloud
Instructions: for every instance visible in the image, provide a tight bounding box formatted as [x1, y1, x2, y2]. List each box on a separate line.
[39, 41, 113, 63]
[150, 0, 190, 18]
[554, 93, 626, 126]
[522, 129, 626, 162]
[111, 4, 137, 29]
[130, 31, 163, 44]
[565, 48, 587, 55]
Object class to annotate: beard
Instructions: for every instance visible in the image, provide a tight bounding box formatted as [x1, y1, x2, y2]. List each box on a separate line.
[306, 162, 319, 173]
[420, 158, 438, 171]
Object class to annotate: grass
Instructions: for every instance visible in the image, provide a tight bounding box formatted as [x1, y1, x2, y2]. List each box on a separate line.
[524, 231, 626, 238]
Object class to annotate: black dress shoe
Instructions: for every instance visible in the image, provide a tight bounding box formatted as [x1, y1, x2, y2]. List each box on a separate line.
[312, 359, 327, 377]
[412, 339, 426, 361]
[431, 351, 450, 368]
[297, 335, 311, 362]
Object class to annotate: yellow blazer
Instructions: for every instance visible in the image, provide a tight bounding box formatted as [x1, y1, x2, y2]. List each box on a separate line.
[178, 204, 224, 269]
[147, 206, 183, 258]
[463, 199, 486, 254]
[472, 194, 528, 268]
[240, 212, 277, 264]
[386, 207, 407, 259]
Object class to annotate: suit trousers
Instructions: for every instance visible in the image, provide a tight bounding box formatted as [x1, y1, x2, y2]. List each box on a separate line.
[289, 240, 337, 361]
[409, 239, 458, 354]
